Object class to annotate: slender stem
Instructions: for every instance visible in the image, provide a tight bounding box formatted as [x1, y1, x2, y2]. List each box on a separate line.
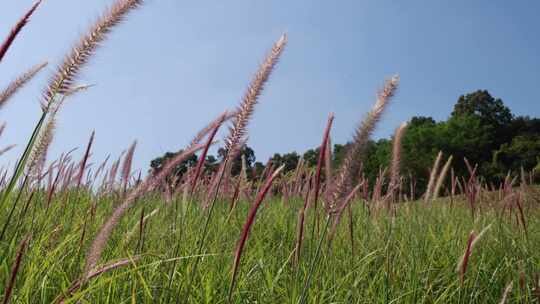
[0, 112, 47, 211]
[182, 157, 229, 303]
[0, 175, 29, 242]
[298, 214, 331, 304]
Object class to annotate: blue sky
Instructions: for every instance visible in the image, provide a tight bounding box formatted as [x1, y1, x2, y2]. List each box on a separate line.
[1, 0, 539, 173]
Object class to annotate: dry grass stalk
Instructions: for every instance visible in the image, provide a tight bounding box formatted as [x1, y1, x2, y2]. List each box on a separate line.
[57, 256, 142, 304]
[0, 145, 16, 157]
[450, 168, 457, 204]
[26, 115, 57, 178]
[228, 165, 284, 301]
[293, 157, 305, 196]
[315, 113, 334, 213]
[0, 123, 6, 139]
[94, 155, 110, 181]
[108, 156, 121, 190]
[0, 62, 48, 110]
[433, 155, 453, 200]
[372, 167, 387, 204]
[121, 140, 137, 192]
[456, 224, 491, 284]
[388, 122, 408, 203]
[424, 151, 443, 203]
[513, 193, 527, 235]
[534, 273, 540, 303]
[76, 131, 95, 188]
[324, 135, 333, 196]
[498, 281, 513, 304]
[330, 76, 399, 211]
[210, 34, 286, 197]
[41, 0, 143, 112]
[463, 157, 478, 181]
[27, 84, 93, 178]
[0, 1, 42, 62]
[224, 34, 287, 159]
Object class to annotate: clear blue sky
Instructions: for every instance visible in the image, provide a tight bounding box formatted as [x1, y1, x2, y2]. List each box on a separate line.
[1, 0, 539, 173]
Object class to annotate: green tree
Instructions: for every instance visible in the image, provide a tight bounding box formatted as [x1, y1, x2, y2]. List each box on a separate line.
[302, 148, 320, 167]
[401, 116, 440, 192]
[270, 152, 300, 173]
[452, 90, 513, 149]
[493, 135, 540, 178]
[439, 115, 493, 176]
[452, 90, 512, 129]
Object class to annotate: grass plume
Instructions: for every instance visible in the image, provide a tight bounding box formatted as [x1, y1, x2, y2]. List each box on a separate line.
[433, 155, 453, 200]
[388, 121, 408, 203]
[0, 62, 48, 111]
[121, 140, 137, 192]
[330, 75, 399, 210]
[224, 34, 287, 159]
[41, 0, 143, 112]
[424, 151, 443, 203]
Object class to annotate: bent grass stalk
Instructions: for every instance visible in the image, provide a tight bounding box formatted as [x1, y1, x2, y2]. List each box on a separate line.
[424, 151, 443, 203]
[228, 165, 284, 301]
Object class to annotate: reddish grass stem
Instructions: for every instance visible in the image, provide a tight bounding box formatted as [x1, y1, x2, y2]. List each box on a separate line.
[0, 1, 42, 63]
[228, 165, 284, 301]
[76, 131, 95, 189]
[2, 235, 30, 304]
[189, 112, 227, 196]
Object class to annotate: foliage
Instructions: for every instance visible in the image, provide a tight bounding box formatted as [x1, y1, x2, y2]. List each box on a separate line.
[269, 152, 300, 172]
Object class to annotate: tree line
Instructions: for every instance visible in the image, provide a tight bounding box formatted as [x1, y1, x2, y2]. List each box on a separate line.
[150, 90, 540, 194]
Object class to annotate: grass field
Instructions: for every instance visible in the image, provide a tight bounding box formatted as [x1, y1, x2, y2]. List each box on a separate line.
[1, 189, 539, 303]
[1, 0, 539, 303]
